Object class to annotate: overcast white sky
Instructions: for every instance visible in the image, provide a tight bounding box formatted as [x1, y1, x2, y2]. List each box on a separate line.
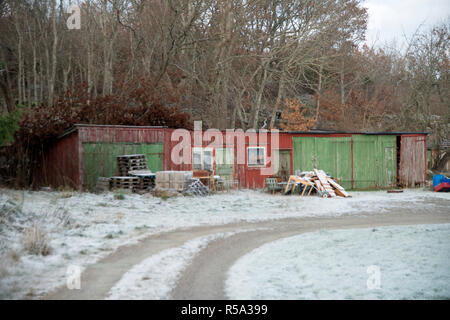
[364, 0, 449, 49]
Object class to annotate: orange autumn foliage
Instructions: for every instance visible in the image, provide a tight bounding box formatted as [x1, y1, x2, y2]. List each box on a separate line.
[280, 98, 316, 131]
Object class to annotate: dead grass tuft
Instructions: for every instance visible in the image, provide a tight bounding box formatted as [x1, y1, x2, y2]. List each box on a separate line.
[22, 225, 51, 256]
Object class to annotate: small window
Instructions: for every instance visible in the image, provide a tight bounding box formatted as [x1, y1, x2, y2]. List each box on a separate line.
[193, 148, 213, 171]
[247, 147, 266, 166]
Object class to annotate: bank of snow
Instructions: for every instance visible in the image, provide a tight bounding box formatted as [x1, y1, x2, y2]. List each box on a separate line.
[0, 188, 448, 299]
[226, 224, 450, 300]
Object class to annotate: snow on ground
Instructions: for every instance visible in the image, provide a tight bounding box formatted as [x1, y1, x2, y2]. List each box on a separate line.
[107, 229, 266, 300]
[0, 187, 448, 299]
[226, 224, 450, 300]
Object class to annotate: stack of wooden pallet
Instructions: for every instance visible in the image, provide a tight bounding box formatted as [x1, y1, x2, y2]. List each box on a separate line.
[116, 154, 148, 176]
[110, 176, 140, 190]
[129, 169, 156, 190]
[284, 169, 350, 198]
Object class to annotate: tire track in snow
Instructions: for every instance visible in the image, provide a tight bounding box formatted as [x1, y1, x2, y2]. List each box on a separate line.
[106, 229, 269, 300]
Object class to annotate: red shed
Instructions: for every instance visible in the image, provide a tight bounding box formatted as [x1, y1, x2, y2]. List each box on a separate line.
[37, 125, 427, 191]
[37, 124, 170, 190]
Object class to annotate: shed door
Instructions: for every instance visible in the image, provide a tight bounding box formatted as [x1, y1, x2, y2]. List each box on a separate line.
[293, 137, 352, 189]
[274, 150, 291, 181]
[352, 135, 378, 189]
[216, 147, 234, 182]
[400, 136, 426, 187]
[378, 135, 397, 188]
[383, 147, 395, 188]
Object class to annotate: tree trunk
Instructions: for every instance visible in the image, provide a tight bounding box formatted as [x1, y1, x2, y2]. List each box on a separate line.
[315, 63, 323, 122]
[251, 65, 268, 129]
[48, 0, 58, 105]
[14, 13, 23, 105]
[433, 150, 450, 172]
[270, 69, 286, 129]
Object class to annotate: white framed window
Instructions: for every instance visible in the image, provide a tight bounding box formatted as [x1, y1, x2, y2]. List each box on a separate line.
[247, 147, 266, 167]
[192, 147, 213, 171]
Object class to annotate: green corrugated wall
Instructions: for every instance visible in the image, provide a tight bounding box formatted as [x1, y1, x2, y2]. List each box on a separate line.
[83, 142, 163, 190]
[293, 135, 396, 190]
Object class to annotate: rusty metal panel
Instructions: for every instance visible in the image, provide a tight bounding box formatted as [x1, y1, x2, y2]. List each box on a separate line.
[400, 135, 426, 187]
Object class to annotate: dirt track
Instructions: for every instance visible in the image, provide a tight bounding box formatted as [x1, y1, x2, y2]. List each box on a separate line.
[45, 198, 450, 300]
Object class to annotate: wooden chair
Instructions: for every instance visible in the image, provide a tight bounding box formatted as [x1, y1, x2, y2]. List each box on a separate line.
[266, 177, 282, 194]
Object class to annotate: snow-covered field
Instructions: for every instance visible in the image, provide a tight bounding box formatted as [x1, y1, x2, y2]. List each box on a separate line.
[0, 187, 448, 299]
[226, 224, 450, 300]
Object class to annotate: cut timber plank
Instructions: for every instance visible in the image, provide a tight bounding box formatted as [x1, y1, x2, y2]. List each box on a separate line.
[327, 178, 350, 197]
[314, 180, 324, 192]
[285, 176, 294, 194]
[314, 169, 336, 197]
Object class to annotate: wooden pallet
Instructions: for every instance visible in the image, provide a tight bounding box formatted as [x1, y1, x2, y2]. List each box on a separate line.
[116, 154, 148, 177]
[110, 176, 140, 189]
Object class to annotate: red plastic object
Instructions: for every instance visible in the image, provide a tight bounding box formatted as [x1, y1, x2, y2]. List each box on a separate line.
[434, 182, 450, 192]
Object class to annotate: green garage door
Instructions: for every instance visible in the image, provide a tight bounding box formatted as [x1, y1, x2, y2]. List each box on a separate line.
[293, 137, 352, 189]
[83, 142, 163, 190]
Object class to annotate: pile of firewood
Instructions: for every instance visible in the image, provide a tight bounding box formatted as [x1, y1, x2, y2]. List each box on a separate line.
[285, 169, 350, 198]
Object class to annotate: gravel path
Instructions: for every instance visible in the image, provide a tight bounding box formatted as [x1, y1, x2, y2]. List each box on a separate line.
[45, 198, 450, 300]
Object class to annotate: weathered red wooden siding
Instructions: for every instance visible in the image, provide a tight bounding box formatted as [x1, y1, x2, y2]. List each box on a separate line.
[38, 131, 80, 189]
[399, 135, 427, 187]
[163, 128, 193, 171]
[239, 131, 291, 189]
[77, 125, 165, 143]
[163, 130, 291, 189]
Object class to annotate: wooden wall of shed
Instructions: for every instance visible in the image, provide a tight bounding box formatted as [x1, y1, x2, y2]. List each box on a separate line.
[77, 126, 165, 144]
[38, 131, 80, 189]
[163, 130, 292, 189]
[399, 135, 427, 187]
